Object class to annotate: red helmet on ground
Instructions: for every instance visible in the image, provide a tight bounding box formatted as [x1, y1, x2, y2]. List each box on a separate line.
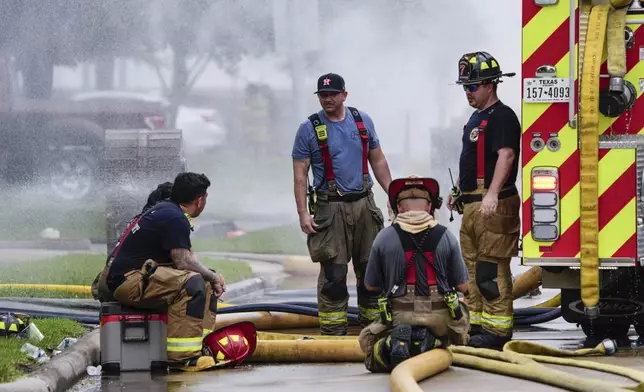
[202, 321, 257, 365]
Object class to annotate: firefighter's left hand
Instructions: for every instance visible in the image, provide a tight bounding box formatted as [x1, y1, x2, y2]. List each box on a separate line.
[211, 273, 226, 297]
[479, 192, 498, 217]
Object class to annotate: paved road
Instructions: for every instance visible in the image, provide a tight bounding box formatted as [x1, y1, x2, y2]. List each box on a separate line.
[69, 283, 644, 392]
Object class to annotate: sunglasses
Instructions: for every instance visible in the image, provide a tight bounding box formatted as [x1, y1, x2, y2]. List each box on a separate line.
[463, 84, 482, 92]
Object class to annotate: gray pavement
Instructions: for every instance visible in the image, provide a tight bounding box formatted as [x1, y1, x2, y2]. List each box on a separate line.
[68, 283, 644, 392]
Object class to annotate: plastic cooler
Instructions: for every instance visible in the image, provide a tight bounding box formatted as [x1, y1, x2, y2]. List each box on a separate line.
[99, 301, 168, 373]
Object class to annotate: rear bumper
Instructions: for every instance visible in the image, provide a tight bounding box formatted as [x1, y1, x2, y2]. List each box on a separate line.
[522, 257, 636, 268]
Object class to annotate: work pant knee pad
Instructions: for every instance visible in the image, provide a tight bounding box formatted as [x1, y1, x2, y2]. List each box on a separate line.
[184, 274, 206, 319]
[321, 263, 348, 302]
[476, 261, 500, 301]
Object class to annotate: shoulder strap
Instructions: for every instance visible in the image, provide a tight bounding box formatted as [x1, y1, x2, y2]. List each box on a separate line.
[308, 112, 336, 191]
[389, 223, 415, 297]
[108, 205, 159, 262]
[390, 224, 448, 296]
[347, 107, 369, 182]
[475, 102, 506, 181]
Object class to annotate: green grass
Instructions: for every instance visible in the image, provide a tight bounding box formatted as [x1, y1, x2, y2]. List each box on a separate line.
[0, 318, 86, 383]
[192, 223, 309, 255]
[0, 199, 106, 242]
[0, 253, 253, 298]
[0, 150, 293, 242]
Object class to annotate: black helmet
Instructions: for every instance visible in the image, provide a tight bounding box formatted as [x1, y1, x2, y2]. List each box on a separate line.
[456, 51, 515, 85]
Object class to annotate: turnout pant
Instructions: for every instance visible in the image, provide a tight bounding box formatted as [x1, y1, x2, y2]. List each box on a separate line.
[112, 259, 218, 362]
[307, 190, 384, 335]
[460, 184, 520, 338]
[358, 286, 469, 372]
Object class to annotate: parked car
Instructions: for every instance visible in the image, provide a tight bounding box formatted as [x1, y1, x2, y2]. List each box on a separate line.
[71, 90, 228, 156]
[0, 59, 183, 201]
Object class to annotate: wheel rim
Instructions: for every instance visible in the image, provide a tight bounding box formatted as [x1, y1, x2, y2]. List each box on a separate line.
[49, 158, 93, 200]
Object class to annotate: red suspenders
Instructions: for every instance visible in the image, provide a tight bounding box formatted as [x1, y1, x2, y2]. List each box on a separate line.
[476, 119, 488, 181]
[307, 106, 369, 193]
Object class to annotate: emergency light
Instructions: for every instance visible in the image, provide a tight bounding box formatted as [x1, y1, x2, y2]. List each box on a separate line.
[531, 167, 561, 242]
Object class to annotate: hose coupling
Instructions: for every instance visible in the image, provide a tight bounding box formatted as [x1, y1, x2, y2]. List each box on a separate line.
[608, 76, 625, 93]
[584, 305, 600, 319]
[601, 338, 617, 355]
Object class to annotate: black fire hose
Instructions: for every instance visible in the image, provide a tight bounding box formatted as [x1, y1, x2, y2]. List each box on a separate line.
[281, 301, 558, 318]
[0, 302, 562, 328]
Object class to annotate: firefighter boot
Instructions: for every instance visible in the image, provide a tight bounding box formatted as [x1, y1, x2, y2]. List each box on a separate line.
[389, 324, 412, 367]
[168, 355, 216, 372]
[467, 330, 511, 351]
[410, 326, 442, 355]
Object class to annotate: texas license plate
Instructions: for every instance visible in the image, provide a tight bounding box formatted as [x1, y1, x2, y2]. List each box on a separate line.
[523, 78, 571, 103]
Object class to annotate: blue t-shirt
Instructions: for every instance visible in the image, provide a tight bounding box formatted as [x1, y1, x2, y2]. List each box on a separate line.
[291, 107, 380, 193]
[106, 200, 192, 291]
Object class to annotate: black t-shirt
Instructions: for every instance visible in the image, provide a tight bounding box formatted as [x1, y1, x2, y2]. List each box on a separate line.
[458, 101, 521, 192]
[106, 200, 192, 291]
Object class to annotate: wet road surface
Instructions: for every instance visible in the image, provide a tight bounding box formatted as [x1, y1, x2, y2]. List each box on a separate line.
[70, 283, 644, 392]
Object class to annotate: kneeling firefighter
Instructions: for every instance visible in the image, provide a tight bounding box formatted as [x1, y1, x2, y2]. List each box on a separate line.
[359, 176, 470, 372]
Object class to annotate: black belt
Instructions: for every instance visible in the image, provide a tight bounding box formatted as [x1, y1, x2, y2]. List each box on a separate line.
[459, 186, 518, 205]
[327, 190, 369, 202]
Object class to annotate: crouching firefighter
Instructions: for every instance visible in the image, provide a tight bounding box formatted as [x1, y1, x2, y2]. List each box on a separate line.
[359, 176, 470, 372]
[103, 173, 227, 372]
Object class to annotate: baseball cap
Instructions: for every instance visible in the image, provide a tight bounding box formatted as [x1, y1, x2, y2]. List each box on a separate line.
[315, 73, 345, 94]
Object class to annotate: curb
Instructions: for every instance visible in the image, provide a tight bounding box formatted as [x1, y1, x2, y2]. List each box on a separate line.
[0, 327, 100, 392]
[0, 278, 266, 392]
[0, 239, 92, 251]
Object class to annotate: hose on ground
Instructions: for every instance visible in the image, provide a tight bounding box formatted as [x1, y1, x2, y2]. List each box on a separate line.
[0, 301, 562, 329]
[252, 332, 644, 392]
[514, 307, 562, 326]
[280, 301, 559, 319]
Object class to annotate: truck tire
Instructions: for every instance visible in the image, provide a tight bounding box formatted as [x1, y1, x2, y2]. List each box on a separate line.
[46, 148, 98, 201]
[41, 118, 104, 201]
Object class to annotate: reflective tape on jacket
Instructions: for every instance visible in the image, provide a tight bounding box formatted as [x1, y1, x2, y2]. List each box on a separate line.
[469, 311, 482, 326]
[481, 312, 513, 331]
[167, 336, 203, 352]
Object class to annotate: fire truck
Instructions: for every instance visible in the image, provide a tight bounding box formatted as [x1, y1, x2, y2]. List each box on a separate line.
[521, 0, 644, 340]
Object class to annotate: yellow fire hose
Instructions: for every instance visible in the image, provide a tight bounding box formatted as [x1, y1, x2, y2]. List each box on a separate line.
[579, 0, 632, 319]
[250, 331, 644, 391]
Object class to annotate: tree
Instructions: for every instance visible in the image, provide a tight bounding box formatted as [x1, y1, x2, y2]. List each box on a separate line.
[148, 0, 275, 126]
[0, 0, 150, 98]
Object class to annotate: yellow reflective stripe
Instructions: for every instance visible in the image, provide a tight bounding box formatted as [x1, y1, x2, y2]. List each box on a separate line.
[599, 198, 636, 258]
[0, 322, 4, 330]
[358, 305, 380, 320]
[8, 324, 18, 332]
[318, 311, 348, 325]
[373, 337, 388, 368]
[522, 3, 570, 63]
[167, 336, 203, 352]
[203, 329, 212, 337]
[469, 311, 482, 325]
[481, 312, 513, 330]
